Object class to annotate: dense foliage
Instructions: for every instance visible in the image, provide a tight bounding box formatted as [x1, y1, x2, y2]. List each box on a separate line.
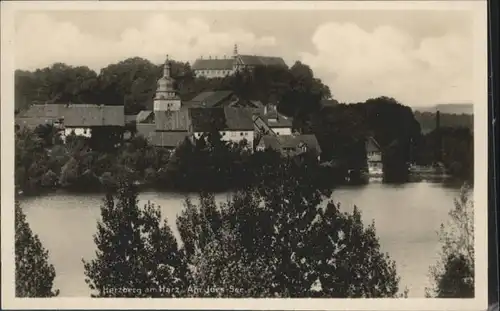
[414, 127, 474, 182]
[299, 97, 422, 182]
[15, 201, 59, 297]
[84, 154, 406, 298]
[14, 121, 334, 195]
[15, 57, 474, 194]
[15, 58, 331, 116]
[426, 184, 475, 298]
[82, 180, 190, 297]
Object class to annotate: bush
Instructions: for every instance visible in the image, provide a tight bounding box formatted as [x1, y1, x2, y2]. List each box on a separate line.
[426, 183, 474, 298]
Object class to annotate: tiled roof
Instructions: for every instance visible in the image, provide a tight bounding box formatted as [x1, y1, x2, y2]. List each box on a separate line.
[192, 58, 234, 70]
[136, 110, 154, 123]
[16, 104, 125, 127]
[189, 91, 234, 108]
[155, 109, 191, 131]
[15, 117, 56, 129]
[190, 91, 216, 102]
[150, 131, 190, 148]
[366, 136, 382, 153]
[189, 108, 227, 132]
[62, 105, 125, 127]
[17, 104, 63, 119]
[182, 101, 204, 109]
[237, 55, 287, 67]
[223, 107, 255, 130]
[192, 55, 287, 70]
[260, 134, 322, 156]
[188, 107, 255, 132]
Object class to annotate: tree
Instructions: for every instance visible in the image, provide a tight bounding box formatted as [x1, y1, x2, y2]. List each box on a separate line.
[83, 179, 189, 297]
[15, 201, 59, 297]
[426, 183, 474, 298]
[181, 157, 405, 298]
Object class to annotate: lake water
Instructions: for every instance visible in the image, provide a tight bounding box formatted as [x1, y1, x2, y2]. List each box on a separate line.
[20, 181, 463, 298]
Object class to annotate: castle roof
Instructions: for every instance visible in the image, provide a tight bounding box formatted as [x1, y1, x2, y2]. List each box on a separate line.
[191, 54, 287, 71]
[192, 58, 234, 71]
[236, 55, 287, 67]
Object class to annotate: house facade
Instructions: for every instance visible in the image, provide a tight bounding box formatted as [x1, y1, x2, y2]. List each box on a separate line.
[262, 105, 293, 136]
[192, 44, 287, 79]
[61, 105, 125, 139]
[366, 136, 383, 176]
[15, 103, 125, 140]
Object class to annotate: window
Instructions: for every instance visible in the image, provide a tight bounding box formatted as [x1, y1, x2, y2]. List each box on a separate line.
[240, 132, 244, 136]
[222, 132, 226, 136]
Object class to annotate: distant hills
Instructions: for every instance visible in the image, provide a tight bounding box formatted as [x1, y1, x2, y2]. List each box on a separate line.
[412, 103, 473, 115]
[411, 103, 473, 133]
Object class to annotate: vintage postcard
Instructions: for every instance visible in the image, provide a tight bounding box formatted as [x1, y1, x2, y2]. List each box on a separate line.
[1, 0, 488, 310]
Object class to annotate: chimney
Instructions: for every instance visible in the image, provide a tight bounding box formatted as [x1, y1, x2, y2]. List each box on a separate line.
[201, 56, 203, 59]
[215, 56, 218, 60]
[436, 110, 441, 130]
[209, 56, 212, 60]
[264, 105, 268, 115]
[435, 110, 442, 162]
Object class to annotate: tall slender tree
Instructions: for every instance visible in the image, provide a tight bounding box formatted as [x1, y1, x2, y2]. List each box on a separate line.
[15, 201, 59, 297]
[426, 183, 475, 298]
[83, 179, 189, 297]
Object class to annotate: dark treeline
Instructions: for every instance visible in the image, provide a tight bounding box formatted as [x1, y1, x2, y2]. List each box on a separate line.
[15, 58, 331, 116]
[15, 124, 334, 196]
[15, 57, 474, 191]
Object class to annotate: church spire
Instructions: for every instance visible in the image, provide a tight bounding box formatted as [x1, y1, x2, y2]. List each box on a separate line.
[163, 54, 171, 77]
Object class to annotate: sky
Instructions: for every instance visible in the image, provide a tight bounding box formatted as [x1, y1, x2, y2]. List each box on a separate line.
[13, 8, 476, 108]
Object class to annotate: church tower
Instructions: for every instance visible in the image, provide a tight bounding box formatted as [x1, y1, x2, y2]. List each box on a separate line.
[154, 55, 181, 112]
[232, 43, 240, 73]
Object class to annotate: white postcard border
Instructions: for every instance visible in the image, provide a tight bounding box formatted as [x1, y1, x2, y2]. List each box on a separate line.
[1, 1, 489, 310]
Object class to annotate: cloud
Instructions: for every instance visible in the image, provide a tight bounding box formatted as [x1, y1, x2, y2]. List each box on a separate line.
[15, 13, 277, 72]
[301, 22, 473, 106]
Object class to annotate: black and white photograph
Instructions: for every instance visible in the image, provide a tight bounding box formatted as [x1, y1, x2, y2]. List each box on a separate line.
[1, 1, 489, 310]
